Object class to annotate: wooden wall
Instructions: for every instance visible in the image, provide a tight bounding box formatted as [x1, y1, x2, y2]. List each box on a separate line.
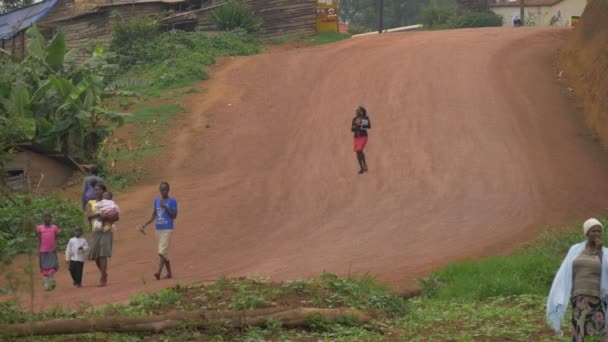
[2, 0, 317, 59]
[197, 0, 316, 39]
[57, 11, 113, 52]
[48, 3, 168, 57]
[242, 0, 316, 39]
[0, 31, 28, 58]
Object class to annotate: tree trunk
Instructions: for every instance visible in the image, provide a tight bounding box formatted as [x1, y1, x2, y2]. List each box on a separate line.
[0, 307, 371, 338]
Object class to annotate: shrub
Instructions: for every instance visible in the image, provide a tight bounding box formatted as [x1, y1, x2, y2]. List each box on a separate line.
[457, 0, 489, 12]
[445, 11, 503, 28]
[208, 1, 262, 33]
[109, 26, 259, 93]
[420, 5, 456, 28]
[347, 23, 369, 35]
[110, 15, 161, 68]
[0, 194, 84, 257]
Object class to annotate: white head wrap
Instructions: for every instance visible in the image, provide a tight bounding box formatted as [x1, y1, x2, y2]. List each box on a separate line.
[583, 218, 603, 235]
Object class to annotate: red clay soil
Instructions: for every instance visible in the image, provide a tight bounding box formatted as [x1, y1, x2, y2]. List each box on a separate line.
[5, 27, 608, 310]
[559, 0, 608, 145]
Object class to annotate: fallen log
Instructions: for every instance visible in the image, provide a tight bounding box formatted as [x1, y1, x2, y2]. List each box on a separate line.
[0, 307, 370, 338]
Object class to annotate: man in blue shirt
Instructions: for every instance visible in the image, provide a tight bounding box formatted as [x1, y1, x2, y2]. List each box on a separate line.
[139, 181, 178, 280]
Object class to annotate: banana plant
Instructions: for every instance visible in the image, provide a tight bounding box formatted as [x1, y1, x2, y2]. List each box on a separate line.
[1, 25, 128, 162]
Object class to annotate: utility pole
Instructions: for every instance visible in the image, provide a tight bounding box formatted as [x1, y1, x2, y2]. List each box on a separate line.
[378, 0, 384, 33]
[520, 0, 525, 25]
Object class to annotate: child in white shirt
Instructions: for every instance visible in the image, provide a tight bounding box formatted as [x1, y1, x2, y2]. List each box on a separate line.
[65, 228, 89, 287]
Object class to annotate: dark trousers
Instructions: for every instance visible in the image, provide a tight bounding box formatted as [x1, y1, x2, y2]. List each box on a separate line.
[69, 260, 84, 285]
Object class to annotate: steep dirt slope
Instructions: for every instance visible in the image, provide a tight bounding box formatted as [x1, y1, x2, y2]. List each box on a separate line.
[5, 27, 608, 310]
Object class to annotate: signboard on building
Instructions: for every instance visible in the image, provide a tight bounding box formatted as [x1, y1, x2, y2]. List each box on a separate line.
[316, 0, 338, 32]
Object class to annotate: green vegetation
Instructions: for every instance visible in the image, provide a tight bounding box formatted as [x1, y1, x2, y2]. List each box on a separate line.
[94, 103, 185, 190]
[303, 31, 352, 44]
[110, 17, 259, 98]
[207, 0, 262, 33]
[399, 295, 553, 341]
[421, 7, 502, 29]
[419, 223, 587, 300]
[126, 103, 184, 125]
[444, 11, 503, 28]
[90, 16, 259, 188]
[0, 0, 33, 14]
[420, 0, 502, 29]
[0, 215, 594, 341]
[347, 22, 370, 35]
[0, 26, 126, 165]
[407, 220, 600, 340]
[0, 194, 83, 257]
[339, 0, 501, 31]
[0, 274, 405, 340]
[340, 0, 429, 31]
[272, 32, 351, 46]
[420, 2, 457, 28]
[118, 103, 184, 159]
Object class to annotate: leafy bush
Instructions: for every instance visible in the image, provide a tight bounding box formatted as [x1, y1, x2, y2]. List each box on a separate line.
[457, 0, 489, 12]
[420, 5, 456, 28]
[110, 16, 161, 68]
[347, 23, 369, 35]
[445, 11, 503, 28]
[0, 194, 84, 256]
[109, 24, 258, 94]
[208, 1, 262, 33]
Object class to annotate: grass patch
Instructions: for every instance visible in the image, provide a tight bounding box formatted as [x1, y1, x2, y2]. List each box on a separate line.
[399, 295, 555, 341]
[3, 219, 597, 340]
[113, 103, 185, 161]
[127, 104, 184, 125]
[0, 274, 404, 341]
[419, 221, 593, 301]
[272, 31, 351, 46]
[95, 103, 185, 184]
[302, 31, 352, 44]
[110, 19, 259, 97]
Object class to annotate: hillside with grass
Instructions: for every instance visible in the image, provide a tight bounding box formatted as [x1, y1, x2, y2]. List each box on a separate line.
[0, 219, 598, 340]
[559, 0, 608, 146]
[3, 1, 608, 341]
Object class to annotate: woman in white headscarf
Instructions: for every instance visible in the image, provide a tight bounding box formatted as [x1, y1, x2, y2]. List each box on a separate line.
[547, 218, 608, 340]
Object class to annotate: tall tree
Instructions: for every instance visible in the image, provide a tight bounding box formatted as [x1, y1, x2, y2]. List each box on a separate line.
[0, 0, 34, 14]
[339, 0, 432, 29]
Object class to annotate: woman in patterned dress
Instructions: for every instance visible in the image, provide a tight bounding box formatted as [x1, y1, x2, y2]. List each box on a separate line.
[547, 218, 608, 341]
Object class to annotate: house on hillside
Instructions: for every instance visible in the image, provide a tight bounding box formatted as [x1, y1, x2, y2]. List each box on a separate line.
[1, 0, 318, 58]
[4, 142, 83, 192]
[489, 0, 587, 26]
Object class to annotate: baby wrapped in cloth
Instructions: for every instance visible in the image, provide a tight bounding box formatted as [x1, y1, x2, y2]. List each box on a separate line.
[93, 192, 120, 232]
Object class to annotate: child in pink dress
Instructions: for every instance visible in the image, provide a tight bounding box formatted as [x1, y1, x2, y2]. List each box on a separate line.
[37, 212, 60, 291]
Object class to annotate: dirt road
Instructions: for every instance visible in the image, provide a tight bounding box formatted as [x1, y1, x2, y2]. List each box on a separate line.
[9, 27, 608, 309]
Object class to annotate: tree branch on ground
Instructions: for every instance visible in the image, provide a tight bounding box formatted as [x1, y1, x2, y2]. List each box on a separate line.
[0, 307, 375, 338]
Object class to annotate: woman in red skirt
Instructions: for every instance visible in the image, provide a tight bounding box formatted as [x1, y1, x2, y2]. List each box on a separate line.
[351, 106, 371, 174]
